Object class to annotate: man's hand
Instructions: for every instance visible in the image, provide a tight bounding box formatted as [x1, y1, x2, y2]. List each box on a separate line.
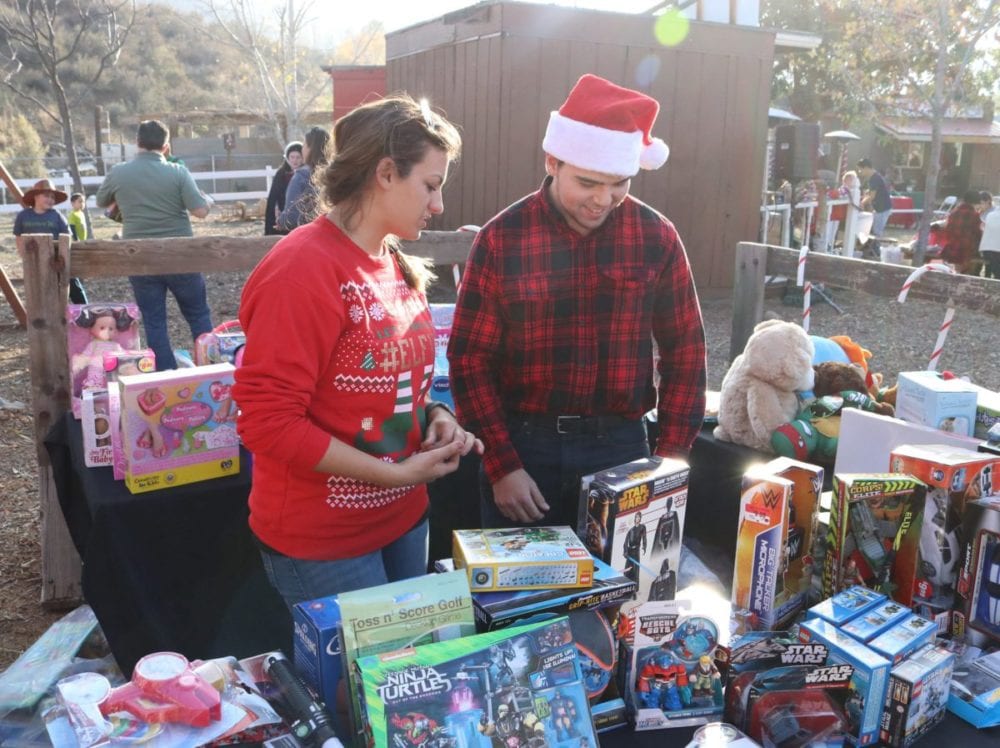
[392, 441, 464, 486]
[491, 469, 549, 524]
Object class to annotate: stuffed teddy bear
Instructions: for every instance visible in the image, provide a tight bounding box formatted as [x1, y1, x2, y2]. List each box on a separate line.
[812, 361, 894, 417]
[714, 319, 815, 451]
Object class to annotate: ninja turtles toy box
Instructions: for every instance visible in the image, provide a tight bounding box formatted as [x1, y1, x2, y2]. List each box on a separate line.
[354, 617, 598, 748]
[580, 456, 689, 603]
[452, 526, 593, 592]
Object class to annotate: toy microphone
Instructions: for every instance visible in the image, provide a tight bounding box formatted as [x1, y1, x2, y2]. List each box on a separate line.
[263, 651, 343, 748]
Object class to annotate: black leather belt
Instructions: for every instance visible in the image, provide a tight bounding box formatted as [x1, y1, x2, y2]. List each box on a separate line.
[514, 413, 637, 435]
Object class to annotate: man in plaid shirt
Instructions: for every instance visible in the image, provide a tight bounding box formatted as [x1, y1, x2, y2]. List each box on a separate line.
[941, 190, 985, 274]
[448, 74, 706, 528]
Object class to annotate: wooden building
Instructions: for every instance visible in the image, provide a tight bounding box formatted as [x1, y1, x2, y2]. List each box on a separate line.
[385, 1, 777, 288]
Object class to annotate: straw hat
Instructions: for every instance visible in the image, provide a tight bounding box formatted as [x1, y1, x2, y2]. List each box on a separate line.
[22, 179, 69, 208]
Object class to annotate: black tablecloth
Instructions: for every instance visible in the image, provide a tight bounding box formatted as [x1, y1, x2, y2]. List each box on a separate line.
[46, 413, 291, 674]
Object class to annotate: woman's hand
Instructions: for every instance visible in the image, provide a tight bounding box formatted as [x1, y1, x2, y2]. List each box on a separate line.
[391, 441, 465, 486]
[422, 407, 484, 457]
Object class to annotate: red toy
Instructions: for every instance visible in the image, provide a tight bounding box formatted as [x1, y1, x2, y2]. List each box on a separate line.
[101, 652, 221, 727]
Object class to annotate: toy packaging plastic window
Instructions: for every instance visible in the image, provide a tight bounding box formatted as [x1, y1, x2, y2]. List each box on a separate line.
[67, 303, 142, 419]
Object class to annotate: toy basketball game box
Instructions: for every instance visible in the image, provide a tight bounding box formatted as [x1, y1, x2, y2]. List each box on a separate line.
[354, 617, 598, 748]
[581, 456, 689, 603]
[118, 363, 239, 493]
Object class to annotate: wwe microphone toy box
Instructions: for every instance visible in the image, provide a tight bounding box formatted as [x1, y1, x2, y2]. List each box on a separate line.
[452, 526, 594, 592]
[118, 363, 239, 493]
[581, 456, 689, 603]
[354, 617, 598, 748]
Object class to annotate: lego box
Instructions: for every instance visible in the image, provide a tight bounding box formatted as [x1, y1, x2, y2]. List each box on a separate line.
[452, 526, 593, 592]
[822, 474, 925, 606]
[895, 370, 978, 437]
[581, 456, 689, 603]
[842, 600, 912, 643]
[879, 644, 954, 747]
[868, 614, 937, 665]
[807, 585, 887, 627]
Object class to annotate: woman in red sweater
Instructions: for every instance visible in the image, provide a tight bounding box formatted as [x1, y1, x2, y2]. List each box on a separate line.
[234, 95, 482, 610]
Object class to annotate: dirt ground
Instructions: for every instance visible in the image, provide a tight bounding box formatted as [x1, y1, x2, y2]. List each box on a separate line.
[1, 211, 998, 673]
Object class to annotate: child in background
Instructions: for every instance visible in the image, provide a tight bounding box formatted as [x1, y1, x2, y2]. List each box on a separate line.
[68, 192, 87, 241]
[13, 178, 86, 303]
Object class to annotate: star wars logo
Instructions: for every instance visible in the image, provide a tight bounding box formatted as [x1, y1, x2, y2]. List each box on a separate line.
[620, 484, 650, 512]
[377, 666, 451, 705]
[779, 643, 828, 665]
[804, 664, 853, 685]
[638, 613, 678, 639]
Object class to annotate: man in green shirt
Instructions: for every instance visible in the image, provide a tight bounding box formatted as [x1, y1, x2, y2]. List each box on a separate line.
[96, 120, 213, 370]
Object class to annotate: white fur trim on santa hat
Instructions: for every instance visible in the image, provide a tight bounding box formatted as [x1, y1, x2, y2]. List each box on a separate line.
[542, 111, 669, 175]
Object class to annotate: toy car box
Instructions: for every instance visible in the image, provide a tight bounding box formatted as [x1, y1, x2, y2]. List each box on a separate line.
[292, 594, 345, 735]
[452, 526, 593, 592]
[807, 585, 886, 626]
[955, 496, 1000, 648]
[889, 444, 1000, 621]
[798, 617, 892, 746]
[946, 648, 1000, 728]
[118, 363, 239, 493]
[66, 303, 142, 419]
[879, 643, 955, 747]
[822, 474, 925, 606]
[868, 614, 937, 665]
[581, 456, 689, 603]
[842, 600, 912, 643]
[354, 617, 598, 748]
[895, 370, 978, 437]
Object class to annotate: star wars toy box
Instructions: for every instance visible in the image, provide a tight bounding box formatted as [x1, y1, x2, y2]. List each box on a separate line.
[889, 444, 1000, 621]
[798, 617, 893, 746]
[354, 616, 598, 748]
[822, 474, 926, 606]
[955, 496, 1000, 648]
[468, 556, 636, 732]
[868, 613, 937, 665]
[338, 570, 476, 747]
[118, 363, 239, 493]
[879, 643, 955, 747]
[895, 370, 979, 437]
[581, 456, 689, 603]
[841, 599, 913, 642]
[452, 526, 593, 592]
[292, 594, 345, 736]
[946, 648, 1000, 728]
[807, 584, 887, 626]
[67, 303, 142, 419]
[620, 598, 730, 731]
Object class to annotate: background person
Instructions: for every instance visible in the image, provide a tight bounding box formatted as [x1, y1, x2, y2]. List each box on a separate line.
[980, 192, 1000, 279]
[234, 95, 481, 611]
[276, 126, 330, 231]
[13, 179, 86, 304]
[264, 141, 303, 235]
[856, 158, 892, 256]
[448, 74, 706, 529]
[941, 190, 984, 275]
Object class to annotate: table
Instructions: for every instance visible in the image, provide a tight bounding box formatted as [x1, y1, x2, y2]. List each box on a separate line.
[46, 413, 291, 674]
[889, 194, 917, 228]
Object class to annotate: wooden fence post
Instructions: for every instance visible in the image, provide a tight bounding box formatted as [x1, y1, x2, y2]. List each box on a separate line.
[18, 233, 81, 606]
[729, 242, 768, 363]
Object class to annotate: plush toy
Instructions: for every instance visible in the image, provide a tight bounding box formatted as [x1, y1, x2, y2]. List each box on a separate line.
[812, 362, 894, 417]
[715, 320, 815, 451]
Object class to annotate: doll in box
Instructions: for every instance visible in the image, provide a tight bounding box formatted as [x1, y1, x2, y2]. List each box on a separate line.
[71, 306, 139, 391]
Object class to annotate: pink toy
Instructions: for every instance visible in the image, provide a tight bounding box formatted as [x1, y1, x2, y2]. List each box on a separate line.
[67, 304, 141, 418]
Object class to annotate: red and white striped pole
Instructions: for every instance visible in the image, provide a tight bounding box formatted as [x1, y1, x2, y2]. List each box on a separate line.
[897, 262, 957, 371]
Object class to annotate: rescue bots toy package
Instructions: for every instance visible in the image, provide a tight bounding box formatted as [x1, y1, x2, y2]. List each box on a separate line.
[868, 613, 937, 665]
[798, 617, 892, 746]
[955, 497, 1000, 647]
[879, 643, 955, 747]
[470, 556, 636, 732]
[338, 570, 476, 745]
[452, 526, 594, 592]
[292, 594, 344, 736]
[118, 363, 239, 493]
[623, 599, 729, 731]
[821, 474, 926, 606]
[354, 617, 598, 748]
[807, 585, 886, 626]
[66, 302, 142, 418]
[947, 649, 1000, 728]
[888, 443, 1000, 621]
[581, 456, 689, 603]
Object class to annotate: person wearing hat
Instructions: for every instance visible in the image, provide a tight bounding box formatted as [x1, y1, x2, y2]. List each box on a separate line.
[448, 73, 706, 528]
[13, 179, 87, 304]
[264, 141, 303, 235]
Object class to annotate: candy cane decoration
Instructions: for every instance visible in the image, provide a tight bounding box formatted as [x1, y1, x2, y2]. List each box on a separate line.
[455, 224, 481, 294]
[896, 262, 957, 370]
[797, 245, 811, 332]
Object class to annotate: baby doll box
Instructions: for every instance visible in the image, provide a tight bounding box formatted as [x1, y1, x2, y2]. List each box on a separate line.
[66, 303, 142, 419]
[895, 371, 979, 437]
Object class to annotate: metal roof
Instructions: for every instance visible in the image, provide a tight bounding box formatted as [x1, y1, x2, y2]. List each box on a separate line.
[876, 117, 1000, 144]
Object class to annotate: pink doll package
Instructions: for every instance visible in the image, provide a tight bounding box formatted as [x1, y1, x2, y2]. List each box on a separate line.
[67, 304, 142, 419]
[104, 348, 155, 481]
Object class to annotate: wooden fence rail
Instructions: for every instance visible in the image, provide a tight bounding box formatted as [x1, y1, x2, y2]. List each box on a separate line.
[20, 230, 475, 606]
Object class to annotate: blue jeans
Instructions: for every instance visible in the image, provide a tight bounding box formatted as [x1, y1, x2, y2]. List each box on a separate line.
[480, 418, 650, 529]
[129, 273, 213, 370]
[872, 209, 892, 237]
[258, 519, 429, 611]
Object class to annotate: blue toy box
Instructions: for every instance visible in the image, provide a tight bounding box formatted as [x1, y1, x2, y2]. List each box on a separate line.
[807, 585, 886, 627]
[842, 600, 912, 643]
[292, 594, 344, 735]
[879, 643, 954, 747]
[868, 614, 936, 665]
[947, 649, 1000, 728]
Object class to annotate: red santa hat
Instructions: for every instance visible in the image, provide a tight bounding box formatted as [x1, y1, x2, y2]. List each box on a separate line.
[542, 74, 670, 176]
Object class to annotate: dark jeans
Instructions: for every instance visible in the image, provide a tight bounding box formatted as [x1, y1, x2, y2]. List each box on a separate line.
[479, 416, 650, 530]
[129, 273, 213, 370]
[69, 277, 87, 305]
[984, 253, 1000, 280]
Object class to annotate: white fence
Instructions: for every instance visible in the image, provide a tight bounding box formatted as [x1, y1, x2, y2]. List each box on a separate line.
[0, 167, 279, 214]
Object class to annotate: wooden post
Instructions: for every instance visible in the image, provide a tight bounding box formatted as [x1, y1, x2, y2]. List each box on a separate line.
[729, 242, 768, 363]
[18, 233, 81, 606]
[0, 159, 29, 328]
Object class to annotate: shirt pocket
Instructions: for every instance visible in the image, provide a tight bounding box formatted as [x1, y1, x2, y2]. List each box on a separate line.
[503, 272, 590, 346]
[598, 265, 658, 320]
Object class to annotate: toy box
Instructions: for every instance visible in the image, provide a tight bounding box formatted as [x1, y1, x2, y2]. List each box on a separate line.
[879, 643, 954, 746]
[947, 649, 1000, 728]
[798, 617, 892, 746]
[102, 347, 155, 480]
[960, 380, 1000, 440]
[822, 474, 925, 606]
[470, 557, 636, 732]
[581, 456, 689, 603]
[338, 570, 476, 745]
[842, 600, 912, 642]
[67, 303, 142, 418]
[80, 389, 113, 467]
[118, 363, 239, 493]
[354, 617, 598, 748]
[807, 585, 886, 626]
[428, 303, 455, 409]
[955, 496, 1000, 647]
[868, 614, 937, 665]
[452, 526, 593, 592]
[292, 594, 345, 736]
[895, 370, 978, 437]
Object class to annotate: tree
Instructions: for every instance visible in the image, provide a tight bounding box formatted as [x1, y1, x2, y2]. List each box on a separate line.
[0, 111, 46, 178]
[0, 0, 136, 193]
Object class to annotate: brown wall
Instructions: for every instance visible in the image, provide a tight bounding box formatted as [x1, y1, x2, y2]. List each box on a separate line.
[386, 2, 775, 289]
[969, 143, 1000, 195]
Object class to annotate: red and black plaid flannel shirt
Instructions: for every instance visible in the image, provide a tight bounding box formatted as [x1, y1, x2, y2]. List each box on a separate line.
[942, 202, 983, 267]
[448, 180, 707, 483]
